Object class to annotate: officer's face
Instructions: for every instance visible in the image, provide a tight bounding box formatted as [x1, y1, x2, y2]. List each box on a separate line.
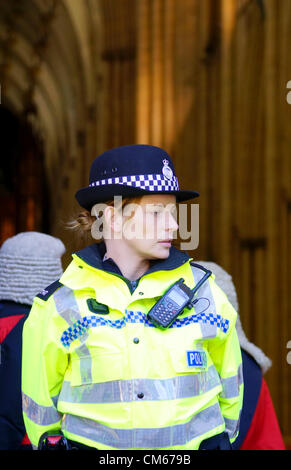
[121, 194, 179, 259]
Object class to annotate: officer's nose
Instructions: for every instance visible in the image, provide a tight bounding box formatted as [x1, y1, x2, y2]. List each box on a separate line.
[165, 210, 179, 232]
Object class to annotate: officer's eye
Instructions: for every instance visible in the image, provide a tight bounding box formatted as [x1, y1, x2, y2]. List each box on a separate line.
[154, 210, 165, 217]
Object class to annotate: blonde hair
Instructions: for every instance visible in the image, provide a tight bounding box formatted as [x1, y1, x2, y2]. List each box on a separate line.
[66, 196, 143, 244]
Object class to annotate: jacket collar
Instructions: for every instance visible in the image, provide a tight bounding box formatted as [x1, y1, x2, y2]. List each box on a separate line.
[74, 241, 191, 281]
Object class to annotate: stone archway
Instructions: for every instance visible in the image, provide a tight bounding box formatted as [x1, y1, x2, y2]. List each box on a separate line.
[0, 0, 102, 248]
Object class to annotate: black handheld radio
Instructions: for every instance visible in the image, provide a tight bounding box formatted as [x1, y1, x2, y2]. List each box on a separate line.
[147, 265, 212, 329]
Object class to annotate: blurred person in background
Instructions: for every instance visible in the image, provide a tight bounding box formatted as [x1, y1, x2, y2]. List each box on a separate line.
[198, 261, 286, 450]
[0, 232, 65, 450]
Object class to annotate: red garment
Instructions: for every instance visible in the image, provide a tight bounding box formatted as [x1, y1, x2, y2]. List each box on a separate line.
[21, 434, 31, 445]
[0, 309, 31, 449]
[241, 378, 286, 450]
[0, 314, 25, 342]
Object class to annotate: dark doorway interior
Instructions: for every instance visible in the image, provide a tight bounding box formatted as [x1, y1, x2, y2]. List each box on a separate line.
[0, 107, 50, 244]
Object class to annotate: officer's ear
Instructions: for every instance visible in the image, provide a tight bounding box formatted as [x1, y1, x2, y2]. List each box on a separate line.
[103, 205, 123, 237]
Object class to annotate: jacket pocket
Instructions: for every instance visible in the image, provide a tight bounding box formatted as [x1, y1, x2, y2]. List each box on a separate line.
[70, 349, 125, 386]
[169, 347, 222, 397]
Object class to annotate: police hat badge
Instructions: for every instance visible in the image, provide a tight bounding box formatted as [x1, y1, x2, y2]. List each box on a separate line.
[162, 159, 173, 180]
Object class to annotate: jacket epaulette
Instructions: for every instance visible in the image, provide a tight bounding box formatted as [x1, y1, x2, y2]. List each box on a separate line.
[36, 280, 63, 301]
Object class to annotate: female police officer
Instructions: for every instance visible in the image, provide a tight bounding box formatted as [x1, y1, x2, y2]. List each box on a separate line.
[22, 144, 243, 450]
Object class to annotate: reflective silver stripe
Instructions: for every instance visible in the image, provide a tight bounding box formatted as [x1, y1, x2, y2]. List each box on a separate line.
[53, 286, 86, 329]
[220, 363, 243, 399]
[75, 344, 92, 384]
[190, 266, 218, 338]
[62, 402, 224, 449]
[59, 365, 221, 404]
[22, 393, 62, 426]
[224, 415, 240, 439]
[54, 286, 92, 382]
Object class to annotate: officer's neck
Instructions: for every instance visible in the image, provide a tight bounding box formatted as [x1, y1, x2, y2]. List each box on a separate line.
[104, 241, 150, 281]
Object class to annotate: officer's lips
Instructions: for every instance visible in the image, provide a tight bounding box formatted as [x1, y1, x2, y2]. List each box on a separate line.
[158, 239, 173, 247]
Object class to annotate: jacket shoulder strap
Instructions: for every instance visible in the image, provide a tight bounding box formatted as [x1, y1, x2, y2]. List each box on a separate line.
[35, 280, 63, 302]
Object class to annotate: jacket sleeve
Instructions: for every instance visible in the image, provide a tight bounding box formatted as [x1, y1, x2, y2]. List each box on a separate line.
[22, 296, 69, 448]
[207, 281, 244, 443]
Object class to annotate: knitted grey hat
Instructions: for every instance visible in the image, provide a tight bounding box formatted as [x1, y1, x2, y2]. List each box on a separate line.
[197, 261, 272, 374]
[0, 232, 65, 306]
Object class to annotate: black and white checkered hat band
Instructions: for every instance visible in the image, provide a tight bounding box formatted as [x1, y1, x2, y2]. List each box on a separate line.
[89, 174, 179, 192]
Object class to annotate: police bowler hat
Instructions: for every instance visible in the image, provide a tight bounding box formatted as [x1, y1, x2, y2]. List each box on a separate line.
[75, 144, 199, 209]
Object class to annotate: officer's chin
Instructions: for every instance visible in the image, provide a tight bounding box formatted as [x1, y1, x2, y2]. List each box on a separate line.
[152, 242, 171, 259]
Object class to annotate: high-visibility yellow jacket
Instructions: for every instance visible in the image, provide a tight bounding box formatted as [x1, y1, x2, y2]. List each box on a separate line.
[22, 243, 243, 450]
